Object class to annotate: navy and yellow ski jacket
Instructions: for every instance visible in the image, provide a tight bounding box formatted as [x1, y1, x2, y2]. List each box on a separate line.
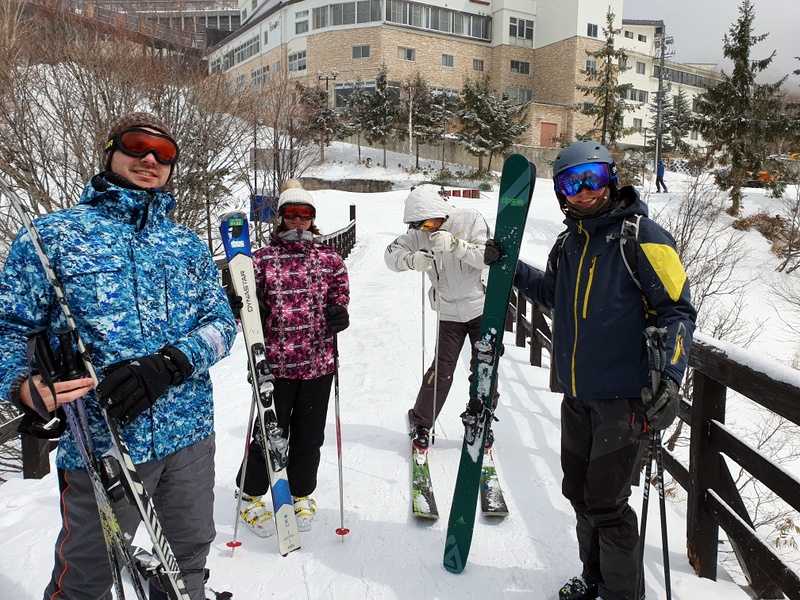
[514, 186, 696, 400]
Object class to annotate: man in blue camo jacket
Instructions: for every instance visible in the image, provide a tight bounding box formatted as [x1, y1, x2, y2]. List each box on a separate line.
[0, 112, 237, 599]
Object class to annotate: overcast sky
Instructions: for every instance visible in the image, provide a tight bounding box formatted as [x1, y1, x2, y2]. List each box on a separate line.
[622, 0, 799, 88]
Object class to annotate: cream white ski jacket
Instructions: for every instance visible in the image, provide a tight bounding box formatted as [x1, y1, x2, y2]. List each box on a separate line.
[384, 186, 490, 323]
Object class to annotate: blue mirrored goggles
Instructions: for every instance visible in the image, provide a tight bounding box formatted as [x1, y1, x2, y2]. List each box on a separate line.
[554, 162, 614, 197]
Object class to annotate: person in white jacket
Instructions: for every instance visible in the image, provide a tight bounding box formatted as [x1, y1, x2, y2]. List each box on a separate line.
[384, 185, 499, 448]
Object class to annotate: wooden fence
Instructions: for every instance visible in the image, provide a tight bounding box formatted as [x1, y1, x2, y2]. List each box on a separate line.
[512, 289, 800, 600]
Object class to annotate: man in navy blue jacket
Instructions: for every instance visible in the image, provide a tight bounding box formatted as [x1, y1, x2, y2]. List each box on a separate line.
[515, 141, 695, 600]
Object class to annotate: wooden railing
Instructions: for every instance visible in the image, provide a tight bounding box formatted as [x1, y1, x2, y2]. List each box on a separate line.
[512, 288, 800, 599]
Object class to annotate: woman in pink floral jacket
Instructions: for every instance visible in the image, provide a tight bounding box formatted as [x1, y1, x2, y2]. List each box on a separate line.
[236, 180, 350, 536]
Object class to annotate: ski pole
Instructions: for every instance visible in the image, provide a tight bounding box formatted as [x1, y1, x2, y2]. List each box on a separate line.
[333, 336, 350, 539]
[640, 326, 672, 600]
[421, 271, 426, 379]
[430, 259, 442, 444]
[228, 393, 258, 556]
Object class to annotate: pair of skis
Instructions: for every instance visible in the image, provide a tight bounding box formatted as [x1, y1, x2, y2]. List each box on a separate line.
[1, 177, 190, 599]
[409, 421, 508, 521]
[410, 155, 533, 574]
[219, 213, 301, 557]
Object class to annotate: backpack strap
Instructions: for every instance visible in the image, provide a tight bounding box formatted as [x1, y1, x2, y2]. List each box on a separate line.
[620, 214, 642, 290]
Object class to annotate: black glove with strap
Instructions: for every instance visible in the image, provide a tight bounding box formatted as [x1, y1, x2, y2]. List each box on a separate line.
[96, 347, 192, 426]
[641, 377, 680, 431]
[224, 285, 243, 318]
[483, 239, 503, 265]
[325, 305, 350, 334]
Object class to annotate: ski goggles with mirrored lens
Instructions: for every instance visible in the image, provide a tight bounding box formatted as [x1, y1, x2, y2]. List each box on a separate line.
[281, 206, 315, 220]
[106, 128, 180, 165]
[554, 162, 613, 197]
[408, 219, 437, 231]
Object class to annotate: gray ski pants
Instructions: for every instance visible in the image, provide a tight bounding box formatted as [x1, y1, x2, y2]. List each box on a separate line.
[43, 434, 216, 600]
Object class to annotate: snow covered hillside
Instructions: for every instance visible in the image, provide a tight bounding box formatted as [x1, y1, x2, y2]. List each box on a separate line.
[1, 143, 794, 599]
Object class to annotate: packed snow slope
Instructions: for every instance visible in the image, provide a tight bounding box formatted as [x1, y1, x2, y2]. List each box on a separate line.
[1, 143, 792, 599]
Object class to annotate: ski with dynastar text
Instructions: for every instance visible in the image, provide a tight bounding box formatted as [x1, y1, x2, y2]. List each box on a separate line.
[443, 154, 535, 574]
[220, 212, 301, 556]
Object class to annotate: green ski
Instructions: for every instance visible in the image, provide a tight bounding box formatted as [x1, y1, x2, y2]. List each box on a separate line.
[443, 154, 534, 574]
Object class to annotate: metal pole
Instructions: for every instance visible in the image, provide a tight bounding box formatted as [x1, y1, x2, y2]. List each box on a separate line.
[654, 28, 667, 173]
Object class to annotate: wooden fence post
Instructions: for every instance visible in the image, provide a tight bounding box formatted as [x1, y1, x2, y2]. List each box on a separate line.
[687, 370, 727, 579]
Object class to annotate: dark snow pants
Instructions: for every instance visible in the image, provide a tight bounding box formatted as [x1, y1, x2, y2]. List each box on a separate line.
[561, 396, 648, 600]
[238, 373, 334, 498]
[43, 434, 216, 600]
[409, 316, 499, 429]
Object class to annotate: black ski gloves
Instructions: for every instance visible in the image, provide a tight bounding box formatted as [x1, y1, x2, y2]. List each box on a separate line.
[484, 239, 503, 265]
[96, 347, 192, 426]
[224, 285, 243, 318]
[641, 377, 680, 431]
[325, 305, 350, 334]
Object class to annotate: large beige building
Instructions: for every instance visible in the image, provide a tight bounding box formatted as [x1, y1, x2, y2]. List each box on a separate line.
[209, 0, 720, 150]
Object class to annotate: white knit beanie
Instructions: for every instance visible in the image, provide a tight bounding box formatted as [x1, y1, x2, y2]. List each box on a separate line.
[277, 179, 316, 212]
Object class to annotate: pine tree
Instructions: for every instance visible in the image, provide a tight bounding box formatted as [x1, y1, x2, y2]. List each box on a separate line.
[648, 88, 693, 156]
[363, 65, 397, 167]
[576, 9, 634, 147]
[296, 82, 339, 163]
[456, 76, 529, 173]
[397, 74, 452, 170]
[339, 78, 371, 164]
[693, 0, 788, 215]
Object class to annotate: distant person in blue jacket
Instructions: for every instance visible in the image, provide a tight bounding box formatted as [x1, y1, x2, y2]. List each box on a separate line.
[656, 159, 668, 193]
[0, 112, 237, 599]
[514, 141, 695, 600]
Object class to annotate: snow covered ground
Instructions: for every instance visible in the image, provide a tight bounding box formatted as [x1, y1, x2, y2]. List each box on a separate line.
[1, 142, 795, 599]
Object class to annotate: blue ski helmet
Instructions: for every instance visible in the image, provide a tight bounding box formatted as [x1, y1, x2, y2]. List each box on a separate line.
[552, 140, 618, 211]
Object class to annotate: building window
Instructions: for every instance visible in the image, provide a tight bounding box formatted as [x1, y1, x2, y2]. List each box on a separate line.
[587, 23, 598, 38]
[618, 56, 627, 69]
[398, 46, 416, 61]
[442, 54, 454, 67]
[624, 30, 634, 39]
[296, 10, 309, 17]
[385, 0, 490, 42]
[473, 58, 484, 72]
[510, 60, 530, 75]
[236, 74, 245, 91]
[263, 31, 268, 45]
[636, 61, 646, 75]
[509, 17, 534, 47]
[288, 51, 306, 72]
[585, 59, 596, 74]
[505, 87, 532, 105]
[690, 130, 699, 140]
[352, 45, 371, 59]
[296, 20, 309, 34]
[623, 88, 649, 103]
[638, 34, 647, 42]
[633, 118, 643, 130]
[251, 65, 270, 87]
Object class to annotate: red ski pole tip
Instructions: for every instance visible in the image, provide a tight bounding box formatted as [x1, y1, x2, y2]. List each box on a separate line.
[226, 541, 243, 548]
[335, 528, 350, 536]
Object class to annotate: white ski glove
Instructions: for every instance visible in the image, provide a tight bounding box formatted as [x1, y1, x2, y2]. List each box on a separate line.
[404, 249, 435, 272]
[430, 230, 469, 259]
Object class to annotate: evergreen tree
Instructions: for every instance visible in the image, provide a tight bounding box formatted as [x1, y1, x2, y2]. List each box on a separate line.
[339, 78, 371, 164]
[296, 82, 339, 163]
[456, 76, 529, 172]
[397, 74, 453, 169]
[576, 9, 634, 146]
[694, 0, 788, 215]
[363, 65, 397, 167]
[648, 88, 693, 156]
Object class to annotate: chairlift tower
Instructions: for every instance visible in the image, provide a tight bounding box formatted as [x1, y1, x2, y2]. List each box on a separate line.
[653, 27, 675, 173]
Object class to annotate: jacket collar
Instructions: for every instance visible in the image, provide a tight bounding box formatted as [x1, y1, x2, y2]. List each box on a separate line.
[80, 172, 176, 229]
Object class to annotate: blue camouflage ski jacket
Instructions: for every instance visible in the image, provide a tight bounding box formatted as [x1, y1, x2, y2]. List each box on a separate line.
[0, 174, 237, 470]
[514, 186, 696, 400]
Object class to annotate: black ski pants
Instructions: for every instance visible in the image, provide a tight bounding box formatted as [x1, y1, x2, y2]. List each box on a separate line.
[43, 434, 216, 600]
[409, 316, 499, 430]
[238, 373, 334, 498]
[561, 396, 648, 600]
